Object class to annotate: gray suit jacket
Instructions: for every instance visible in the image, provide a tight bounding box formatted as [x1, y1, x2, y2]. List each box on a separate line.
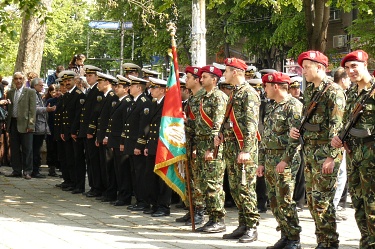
[6, 87, 36, 133]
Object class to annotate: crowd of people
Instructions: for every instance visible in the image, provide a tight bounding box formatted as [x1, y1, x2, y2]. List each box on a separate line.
[0, 49, 374, 249]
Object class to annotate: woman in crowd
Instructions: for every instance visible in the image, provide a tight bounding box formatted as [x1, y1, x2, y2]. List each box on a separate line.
[30, 78, 56, 178]
[68, 54, 86, 76]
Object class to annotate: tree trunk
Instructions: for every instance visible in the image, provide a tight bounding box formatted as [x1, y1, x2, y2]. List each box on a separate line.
[304, 0, 330, 52]
[14, 0, 52, 75]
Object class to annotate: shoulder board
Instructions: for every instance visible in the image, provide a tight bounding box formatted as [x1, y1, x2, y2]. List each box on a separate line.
[126, 98, 131, 102]
[141, 97, 146, 102]
[110, 92, 114, 96]
[76, 89, 82, 94]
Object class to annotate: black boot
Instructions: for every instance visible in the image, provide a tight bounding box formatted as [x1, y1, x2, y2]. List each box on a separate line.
[284, 239, 301, 249]
[195, 220, 214, 232]
[238, 227, 258, 243]
[185, 209, 205, 226]
[267, 235, 288, 249]
[202, 218, 226, 233]
[315, 242, 339, 249]
[222, 225, 246, 239]
[175, 212, 190, 222]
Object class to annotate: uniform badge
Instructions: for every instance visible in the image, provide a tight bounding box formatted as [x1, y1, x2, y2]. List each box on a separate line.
[309, 52, 316, 59]
[144, 108, 149, 115]
[112, 101, 117, 107]
[210, 66, 214, 72]
[358, 51, 363, 60]
[194, 68, 199, 74]
[110, 92, 114, 96]
[80, 99, 85, 104]
[227, 58, 232, 64]
[97, 96, 102, 102]
[268, 75, 273, 82]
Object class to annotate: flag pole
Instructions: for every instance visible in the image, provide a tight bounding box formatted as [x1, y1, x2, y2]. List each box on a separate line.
[167, 22, 195, 232]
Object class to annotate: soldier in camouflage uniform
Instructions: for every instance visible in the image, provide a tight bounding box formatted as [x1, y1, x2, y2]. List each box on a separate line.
[331, 50, 375, 248]
[214, 58, 260, 243]
[257, 72, 302, 249]
[194, 65, 228, 233]
[290, 51, 345, 249]
[175, 66, 207, 225]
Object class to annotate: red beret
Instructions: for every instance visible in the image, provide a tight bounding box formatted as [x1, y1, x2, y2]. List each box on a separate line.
[224, 57, 248, 71]
[297, 50, 328, 68]
[262, 72, 291, 85]
[185, 66, 200, 77]
[341, 50, 368, 67]
[199, 65, 222, 78]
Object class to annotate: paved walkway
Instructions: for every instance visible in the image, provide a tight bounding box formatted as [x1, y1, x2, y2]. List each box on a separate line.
[0, 166, 360, 249]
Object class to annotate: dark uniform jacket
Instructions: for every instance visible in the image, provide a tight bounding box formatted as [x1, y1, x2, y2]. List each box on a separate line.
[107, 95, 132, 148]
[53, 95, 64, 141]
[78, 83, 103, 138]
[95, 90, 119, 142]
[145, 98, 164, 155]
[121, 93, 152, 155]
[61, 87, 85, 139]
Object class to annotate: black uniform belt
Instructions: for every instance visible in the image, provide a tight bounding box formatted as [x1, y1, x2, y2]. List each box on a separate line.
[304, 140, 329, 145]
[349, 134, 375, 146]
[265, 149, 285, 155]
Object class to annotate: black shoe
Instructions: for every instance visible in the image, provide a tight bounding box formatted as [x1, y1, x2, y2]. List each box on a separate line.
[5, 172, 22, 178]
[86, 192, 102, 198]
[222, 225, 246, 239]
[71, 189, 84, 194]
[151, 210, 170, 217]
[48, 172, 59, 177]
[62, 186, 75, 191]
[112, 201, 126, 206]
[95, 196, 104, 201]
[127, 204, 134, 210]
[185, 210, 205, 226]
[82, 189, 94, 196]
[176, 212, 191, 222]
[202, 219, 226, 233]
[315, 242, 339, 249]
[284, 240, 301, 249]
[131, 204, 150, 211]
[238, 227, 258, 243]
[266, 235, 288, 249]
[143, 208, 156, 214]
[31, 173, 46, 178]
[101, 197, 116, 202]
[196, 220, 215, 232]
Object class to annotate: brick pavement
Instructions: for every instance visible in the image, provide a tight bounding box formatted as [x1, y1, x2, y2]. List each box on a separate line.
[0, 166, 360, 249]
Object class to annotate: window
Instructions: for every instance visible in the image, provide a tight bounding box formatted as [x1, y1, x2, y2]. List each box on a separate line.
[330, 9, 341, 21]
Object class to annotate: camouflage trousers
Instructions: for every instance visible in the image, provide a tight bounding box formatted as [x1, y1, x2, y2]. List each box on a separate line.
[196, 138, 226, 221]
[346, 140, 375, 248]
[303, 144, 340, 245]
[184, 142, 205, 209]
[264, 151, 301, 240]
[223, 140, 259, 228]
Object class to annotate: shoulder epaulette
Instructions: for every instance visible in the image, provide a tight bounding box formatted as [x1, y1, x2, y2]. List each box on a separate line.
[141, 97, 146, 102]
[110, 92, 114, 96]
[76, 89, 82, 94]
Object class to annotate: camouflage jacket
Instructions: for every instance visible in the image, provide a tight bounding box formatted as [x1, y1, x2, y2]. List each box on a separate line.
[195, 87, 228, 150]
[299, 79, 345, 158]
[259, 94, 303, 165]
[185, 88, 205, 143]
[342, 80, 375, 138]
[222, 82, 260, 154]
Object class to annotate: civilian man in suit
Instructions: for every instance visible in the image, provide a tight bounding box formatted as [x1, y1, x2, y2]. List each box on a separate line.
[5, 72, 36, 179]
[143, 77, 172, 217]
[107, 75, 133, 206]
[120, 75, 152, 211]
